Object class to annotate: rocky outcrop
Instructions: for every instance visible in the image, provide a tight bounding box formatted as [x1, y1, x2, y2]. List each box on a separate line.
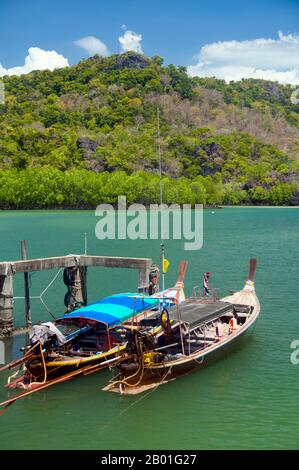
[290, 190, 299, 205]
[200, 142, 223, 157]
[77, 137, 99, 153]
[279, 172, 299, 185]
[260, 81, 287, 103]
[76, 137, 104, 172]
[111, 53, 149, 70]
[82, 52, 150, 71]
[193, 142, 224, 176]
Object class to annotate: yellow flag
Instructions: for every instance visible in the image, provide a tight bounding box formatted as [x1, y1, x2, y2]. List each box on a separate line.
[163, 258, 170, 273]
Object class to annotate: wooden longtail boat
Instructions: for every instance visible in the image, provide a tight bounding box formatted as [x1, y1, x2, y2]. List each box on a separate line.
[104, 259, 260, 395]
[0, 262, 187, 411]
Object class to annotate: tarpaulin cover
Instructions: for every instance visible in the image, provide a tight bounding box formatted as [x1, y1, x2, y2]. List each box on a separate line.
[62, 293, 159, 327]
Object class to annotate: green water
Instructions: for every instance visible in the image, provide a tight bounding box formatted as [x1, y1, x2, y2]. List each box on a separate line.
[0, 208, 298, 450]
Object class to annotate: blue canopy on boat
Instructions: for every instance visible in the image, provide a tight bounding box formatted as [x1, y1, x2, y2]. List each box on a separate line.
[61, 293, 160, 327]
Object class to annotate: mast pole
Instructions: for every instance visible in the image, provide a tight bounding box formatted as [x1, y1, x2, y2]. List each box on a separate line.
[157, 108, 165, 292]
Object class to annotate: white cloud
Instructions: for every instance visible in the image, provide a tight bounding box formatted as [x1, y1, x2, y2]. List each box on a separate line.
[74, 36, 109, 56]
[118, 30, 143, 53]
[0, 47, 69, 77]
[187, 32, 299, 85]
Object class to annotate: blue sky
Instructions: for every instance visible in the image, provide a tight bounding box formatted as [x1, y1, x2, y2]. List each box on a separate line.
[0, 0, 299, 84]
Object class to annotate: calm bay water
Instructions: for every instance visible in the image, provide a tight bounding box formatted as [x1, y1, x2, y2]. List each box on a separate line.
[0, 207, 298, 450]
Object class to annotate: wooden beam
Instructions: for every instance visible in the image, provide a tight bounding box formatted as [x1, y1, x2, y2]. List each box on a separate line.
[0, 255, 152, 275]
[0, 256, 78, 275]
[79, 255, 152, 270]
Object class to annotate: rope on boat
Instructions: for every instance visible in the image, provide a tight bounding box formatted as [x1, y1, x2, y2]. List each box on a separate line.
[100, 366, 173, 432]
[39, 342, 47, 385]
[13, 268, 63, 320]
[118, 366, 173, 415]
[6, 340, 42, 388]
[25, 341, 47, 384]
[7, 368, 20, 386]
[112, 336, 145, 389]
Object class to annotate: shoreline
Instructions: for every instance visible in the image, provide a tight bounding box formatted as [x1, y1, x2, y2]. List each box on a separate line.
[0, 205, 298, 212]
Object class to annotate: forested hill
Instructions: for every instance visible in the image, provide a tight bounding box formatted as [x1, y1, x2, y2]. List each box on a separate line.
[0, 51, 299, 208]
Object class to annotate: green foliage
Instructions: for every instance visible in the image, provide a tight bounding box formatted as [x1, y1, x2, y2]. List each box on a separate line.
[166, 64, 194, 99]
[192, 76, 299, 128]
[249, 186, 270, 203]
[0, 167, 296, 208]
[223, 183, 248, 205]
[0, 52, 298, 207]
[0, 168, 216, 208]
[269, 182, 297, 205]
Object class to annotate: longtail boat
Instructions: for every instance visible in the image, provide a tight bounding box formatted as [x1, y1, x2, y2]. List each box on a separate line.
[0, 262, 187, 411]
[104, 259, 260, 394]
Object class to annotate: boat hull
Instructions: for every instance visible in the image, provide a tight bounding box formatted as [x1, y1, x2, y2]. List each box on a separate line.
[25, 345, 126, 382]
[106, 289, 260, 394]
[144, 313, 258, 379]
[147, 303, 258, 375]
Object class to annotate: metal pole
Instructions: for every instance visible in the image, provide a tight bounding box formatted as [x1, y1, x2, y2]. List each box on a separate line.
[21, 240, 32, 327]
[176, 302, 185, 356]
[157, 108, 165, 292]
[160, 242, 165, 292]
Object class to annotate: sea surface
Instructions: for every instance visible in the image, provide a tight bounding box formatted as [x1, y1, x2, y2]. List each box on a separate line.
[0, 207, 298, 450]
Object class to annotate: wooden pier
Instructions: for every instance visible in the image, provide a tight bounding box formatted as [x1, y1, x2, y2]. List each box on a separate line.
[0, 249, 153, 337]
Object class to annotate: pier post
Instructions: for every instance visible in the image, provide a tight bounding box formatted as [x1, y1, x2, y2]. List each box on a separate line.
[77, 266, 87, 306]
[73, 266, 87, 307]
[21, 240, 32, 327]
[0, 270, 14, 336]
[138, 261, 151, 293]
[80, 266, 88, 306]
